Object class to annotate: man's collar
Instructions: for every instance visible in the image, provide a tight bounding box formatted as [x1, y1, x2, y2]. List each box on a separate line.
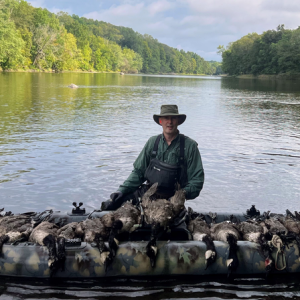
[162, 131, 180, 143]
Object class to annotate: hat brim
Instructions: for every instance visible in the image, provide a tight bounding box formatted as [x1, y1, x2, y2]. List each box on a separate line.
[153, 114, 186, 125]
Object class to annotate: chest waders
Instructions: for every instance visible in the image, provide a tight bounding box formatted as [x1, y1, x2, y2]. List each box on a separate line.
[144, 134, 186, 198]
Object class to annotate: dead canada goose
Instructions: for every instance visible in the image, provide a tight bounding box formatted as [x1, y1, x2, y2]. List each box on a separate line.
[29, 221, 60, 274]
[0, 215, 34, 252]
[97, 235, 113, 272]
[75, 217, 113, 269]
[169, 184, 186, 216]
[282, 215, 300, 236]
[107, 202, 141, 258]
[141, 182, 186, 268]
[142, 183, 186, 228]
[210, 221, 241, 277]
[252, 212, 289, 277]
[262, 216, 288, 236]
[238, 220, 265, 244]
[187, 211, 216, 269]
[142, 183, 175, 268]
[56, 222, 80, 269]
[278, 212, 300, 257]
[75, 218, 109, 243]
[57, 222, 78, 240]
[237, 219, 274, 276]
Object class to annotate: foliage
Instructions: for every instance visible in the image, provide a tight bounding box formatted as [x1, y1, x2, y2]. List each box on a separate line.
[220, 25, 300, 75]
[0, 3, 25, 70]
[0, 0, 215, 74]
[208, 61, 223, 75]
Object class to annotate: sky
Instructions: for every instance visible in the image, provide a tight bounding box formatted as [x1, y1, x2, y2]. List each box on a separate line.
[28, 0, 300, 62]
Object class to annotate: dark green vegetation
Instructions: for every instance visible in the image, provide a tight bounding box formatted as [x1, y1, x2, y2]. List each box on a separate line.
[208, 61, 222, 75]
[219, 25, 300, 76]
[0, 0, 218, 74]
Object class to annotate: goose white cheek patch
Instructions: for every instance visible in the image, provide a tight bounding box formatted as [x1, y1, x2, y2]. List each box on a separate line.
[226, 258, 233, 267]
[100, 252, 110, 264]
[205, 250, 214, 259]
[151, 246, 158, 255]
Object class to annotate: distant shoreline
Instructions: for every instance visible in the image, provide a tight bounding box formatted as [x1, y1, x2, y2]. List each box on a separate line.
[0, 69, 213, 76]
[223, 74, 300, 80]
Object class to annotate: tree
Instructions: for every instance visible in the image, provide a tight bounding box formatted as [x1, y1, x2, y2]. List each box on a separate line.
[31, 24, 60, 69]
[141, 41, 152, 73]
[0, 9, 25, 70]
[277, 28, 300, 73]
[120, 48, 142, 73]
[221, 33, 259, 75]
[54, 28, 80, 71]
[79, 43, 92, 70]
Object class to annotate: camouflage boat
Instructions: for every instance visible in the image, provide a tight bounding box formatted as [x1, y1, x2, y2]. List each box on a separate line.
[0, 205, 298, 278]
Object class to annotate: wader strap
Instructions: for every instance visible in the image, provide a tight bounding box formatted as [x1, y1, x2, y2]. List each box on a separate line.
[152, 135, 161, 158]
[179, 134, 185, 165]
[151, 134, 185, 164]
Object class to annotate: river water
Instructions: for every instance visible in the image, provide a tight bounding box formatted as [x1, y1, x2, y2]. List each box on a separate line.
[0, 73, 300, 299]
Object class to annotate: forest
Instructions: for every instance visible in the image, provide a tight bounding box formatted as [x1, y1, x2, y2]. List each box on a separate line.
[0, 0, 221, 75]
[219, 25, 300, 76]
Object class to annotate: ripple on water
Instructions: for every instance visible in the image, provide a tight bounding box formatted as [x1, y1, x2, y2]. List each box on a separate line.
[2, 277, 300, 299]
[1, 73, 300, 298]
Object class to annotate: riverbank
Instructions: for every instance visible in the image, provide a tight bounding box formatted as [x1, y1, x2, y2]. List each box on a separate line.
[229, 74, 300, 80]
[0, 68, 120, 74]
[0, 68, 211, 76]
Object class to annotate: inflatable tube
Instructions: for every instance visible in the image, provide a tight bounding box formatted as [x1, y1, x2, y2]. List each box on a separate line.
[0, 207, 296, 278]
[0, 240, 298, 278]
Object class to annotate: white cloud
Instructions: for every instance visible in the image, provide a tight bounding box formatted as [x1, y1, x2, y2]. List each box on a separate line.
[28, 0, 45, 8]
[61, 0, 300, 61]
[84, 2, 145, 21]
[48, 6, 73, 15]
[147, 0, 173, 15]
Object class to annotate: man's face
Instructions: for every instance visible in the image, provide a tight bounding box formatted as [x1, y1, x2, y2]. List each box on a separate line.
[159, 116, 179, 135]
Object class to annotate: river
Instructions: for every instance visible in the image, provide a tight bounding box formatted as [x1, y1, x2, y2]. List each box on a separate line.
[0, 73, 300, 299]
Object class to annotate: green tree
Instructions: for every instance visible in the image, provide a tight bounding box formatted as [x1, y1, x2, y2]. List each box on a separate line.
[142, 41, 152, 73]
[120, 48, 142, 73]
[221, 33, 259, 75]
[54, 28, 80, 71]
[0, 8, 25, 70]
[277, 28, 300, 73]
[31, 24, 60, 69]
[79, 43, 92, 70]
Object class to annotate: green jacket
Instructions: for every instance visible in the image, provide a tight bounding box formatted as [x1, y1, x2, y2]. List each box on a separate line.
[118, 133, 204, 200]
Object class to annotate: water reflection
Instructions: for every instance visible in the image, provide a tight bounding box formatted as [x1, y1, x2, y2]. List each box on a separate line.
[1, 73, 300, 298]
[0, 73, 300, 215]
[1, 276, 300, 299]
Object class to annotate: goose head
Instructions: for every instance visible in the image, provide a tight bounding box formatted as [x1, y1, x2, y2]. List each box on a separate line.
[146, 239, 157, 268]
[205, 249, 216, 270]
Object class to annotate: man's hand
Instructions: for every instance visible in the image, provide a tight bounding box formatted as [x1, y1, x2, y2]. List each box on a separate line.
[101, 191, 123, 211]
[110, 191, 123, 202]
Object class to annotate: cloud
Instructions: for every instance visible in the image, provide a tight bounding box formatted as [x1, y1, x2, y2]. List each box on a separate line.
[48, 6, 73, 14]
[28, 0, 45, 8]
[29, 0, 300, 62]
[147, 0, 173, 15]
[83, 3, 145, 24]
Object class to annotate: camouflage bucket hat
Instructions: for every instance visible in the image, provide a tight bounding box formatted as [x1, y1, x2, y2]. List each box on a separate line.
[153, 105, 186, 125]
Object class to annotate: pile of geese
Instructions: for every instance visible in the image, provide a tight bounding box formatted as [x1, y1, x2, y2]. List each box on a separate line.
[0, 183, 299, 278]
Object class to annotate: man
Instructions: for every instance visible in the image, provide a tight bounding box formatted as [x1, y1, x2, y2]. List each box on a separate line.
[101, 104, 204, 210]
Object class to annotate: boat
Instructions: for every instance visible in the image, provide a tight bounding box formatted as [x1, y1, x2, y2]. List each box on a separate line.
[0, 204, 298, 278]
